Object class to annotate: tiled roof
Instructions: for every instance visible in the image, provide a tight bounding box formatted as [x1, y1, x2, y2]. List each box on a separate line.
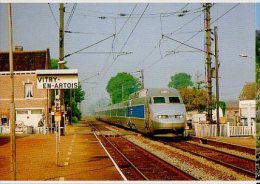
[225, 100, 239, 109]
[239, 82, 255, 100]
[0, 49, 50, 71]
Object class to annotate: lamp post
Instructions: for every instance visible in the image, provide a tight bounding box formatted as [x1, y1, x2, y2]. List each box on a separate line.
[239, 53, 254, 60]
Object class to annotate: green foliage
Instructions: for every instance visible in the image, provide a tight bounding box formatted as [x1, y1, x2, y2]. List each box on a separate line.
[106, 72, 140, 104]
[72, 116, 78, 124]
[257, 123, 260, 148]
[50, 59, 69, 69]
[178, 88, 207, 112]
[256, 31, 260, 111]
[212, 101, 226, 115]
[168, 72, 193, 89]
[50, 58, 85, 121]
[64, 85, 85, 120]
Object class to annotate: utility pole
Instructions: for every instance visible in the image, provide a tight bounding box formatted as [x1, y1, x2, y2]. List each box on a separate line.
[214, 26, 220, 136]
[141, 69, 144, 89]
[55, 3, 65, 166]
[59, 3, 65, 135]
[138, 69, 144, 89]
[204, 3, 213, 123]
[8, 3, 16, 180]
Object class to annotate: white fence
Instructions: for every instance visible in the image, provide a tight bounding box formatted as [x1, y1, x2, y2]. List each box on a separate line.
[194, 123, 255, 137]
[0, 126, 47, 134]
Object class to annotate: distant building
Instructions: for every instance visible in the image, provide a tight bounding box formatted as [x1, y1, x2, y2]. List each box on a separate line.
[225, 100, 239, 123]
[239, 82, 256, 126]
[0, 47, 51, 128]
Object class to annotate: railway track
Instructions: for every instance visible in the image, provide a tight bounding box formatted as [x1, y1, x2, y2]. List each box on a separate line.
[189, 136, 255, 155]
[160, 140, 255, 178]
[256, 148, 260, 180]
[89, 122, 196, 180]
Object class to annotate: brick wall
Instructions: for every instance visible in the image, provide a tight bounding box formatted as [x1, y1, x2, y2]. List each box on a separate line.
[0, 72, 50, 125]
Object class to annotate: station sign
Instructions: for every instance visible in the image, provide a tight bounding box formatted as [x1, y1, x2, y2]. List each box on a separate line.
[36, 69, 78, 89]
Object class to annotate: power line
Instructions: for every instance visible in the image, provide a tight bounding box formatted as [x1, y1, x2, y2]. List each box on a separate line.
[117, 4, 138, 35]
[169, 12, 203, 35]
[66, 4, 189, 17]
[131, 4, 191, 71]
[80, 72, 100, 82]
[165, 50, 201, 56]
[48, 3, 59, 28]
[211, 3, 240, 24]
[162, 34, 215, 56]
[118, 4, 150, 56]
[66, 5, 202, 20]
[99, 4, 150, 82]
[97, 4, 137, 77]
[65, 30, 113, 35]
[65, 3, 77, 31]
[142, 31, 202, 70]
[141, 7, 203, 71]
[63, 34, 115, 59]
[171, 30, 202, 54]
[76, 51, 132, 55]
[144, 56, 166, 70]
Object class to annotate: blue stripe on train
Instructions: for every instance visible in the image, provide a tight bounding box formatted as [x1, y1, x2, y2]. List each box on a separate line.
[127, 105, 145, 118]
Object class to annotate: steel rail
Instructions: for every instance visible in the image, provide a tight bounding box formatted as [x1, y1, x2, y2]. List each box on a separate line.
[161, 141, 255, 178]
[89, 122, 149, 180]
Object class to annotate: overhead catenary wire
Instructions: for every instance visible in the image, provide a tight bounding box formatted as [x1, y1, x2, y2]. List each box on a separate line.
[116, 4, 138, 35]
[65, 30, 113, 35]
[99, 4, 150, 82]
[95, 4, 137, 84]
[212, 3, 240, 24]
[162, 34, 215, 56]
[63, 34, 115, 59]
[139, 5, 203, 71]
[169, 12, 203, 35]
[66, 4, 191, 17]
[131, 3, 192, 71]
[76, 51, 132, 55]
[65, 3, 77, 31]
[65, 5, 203, 20]
[48, 3, 59, 28]
[80, 72, 100, 83]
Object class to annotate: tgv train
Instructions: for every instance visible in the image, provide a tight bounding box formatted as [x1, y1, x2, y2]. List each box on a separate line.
[95, 88, 187, 136]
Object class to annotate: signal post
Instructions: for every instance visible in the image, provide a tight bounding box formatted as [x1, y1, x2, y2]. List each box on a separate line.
[36, 69, 78, 166]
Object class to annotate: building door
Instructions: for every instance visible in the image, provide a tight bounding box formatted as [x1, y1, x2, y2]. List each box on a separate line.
[16, 109, 43, 127]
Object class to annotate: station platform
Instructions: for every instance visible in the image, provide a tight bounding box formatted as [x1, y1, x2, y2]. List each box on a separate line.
[0, 122, 123, 181]
[0, 120, 256, 181]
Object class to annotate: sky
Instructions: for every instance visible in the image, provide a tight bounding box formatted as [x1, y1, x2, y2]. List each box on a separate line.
[0, 3, 255, 115]
[257, 3, 260, 30]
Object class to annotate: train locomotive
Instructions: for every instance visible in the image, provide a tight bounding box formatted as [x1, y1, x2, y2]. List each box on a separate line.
[95, 88, 187, 136]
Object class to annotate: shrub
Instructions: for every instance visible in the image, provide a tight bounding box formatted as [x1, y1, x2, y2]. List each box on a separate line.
[72, 116, 78, 124]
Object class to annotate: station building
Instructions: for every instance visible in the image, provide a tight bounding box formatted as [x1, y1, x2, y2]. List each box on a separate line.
[239, 82, 256, 126]
[0, 47, 51, 128]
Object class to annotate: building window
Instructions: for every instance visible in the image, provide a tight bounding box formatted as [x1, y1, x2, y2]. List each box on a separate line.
[25, 83, 33, 99]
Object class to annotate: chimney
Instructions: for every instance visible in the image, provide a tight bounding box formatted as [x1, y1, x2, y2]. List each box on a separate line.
[15, 46, 23, 51]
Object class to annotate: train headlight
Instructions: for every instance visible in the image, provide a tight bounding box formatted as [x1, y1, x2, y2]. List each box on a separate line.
[157, 115, 169, 119]
[175, 114, 184, 118]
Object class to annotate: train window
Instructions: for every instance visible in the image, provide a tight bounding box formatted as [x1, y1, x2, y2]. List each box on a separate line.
[153, 97, 166, 103]
[169, 97, 180, 103]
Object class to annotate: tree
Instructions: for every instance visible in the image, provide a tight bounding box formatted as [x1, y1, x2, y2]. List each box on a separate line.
[168, 72, 193, 89]
[50, 59, 85, 122]
[178, 88, 207, 112]
[106, 72, 140, 104]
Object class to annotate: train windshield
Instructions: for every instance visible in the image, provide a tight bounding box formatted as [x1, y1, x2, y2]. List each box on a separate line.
[153, 97, 166, 103]
[169, 97, 180, 103]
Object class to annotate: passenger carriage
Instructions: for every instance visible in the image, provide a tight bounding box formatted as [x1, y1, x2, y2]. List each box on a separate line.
[95, 88, 187, 136]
